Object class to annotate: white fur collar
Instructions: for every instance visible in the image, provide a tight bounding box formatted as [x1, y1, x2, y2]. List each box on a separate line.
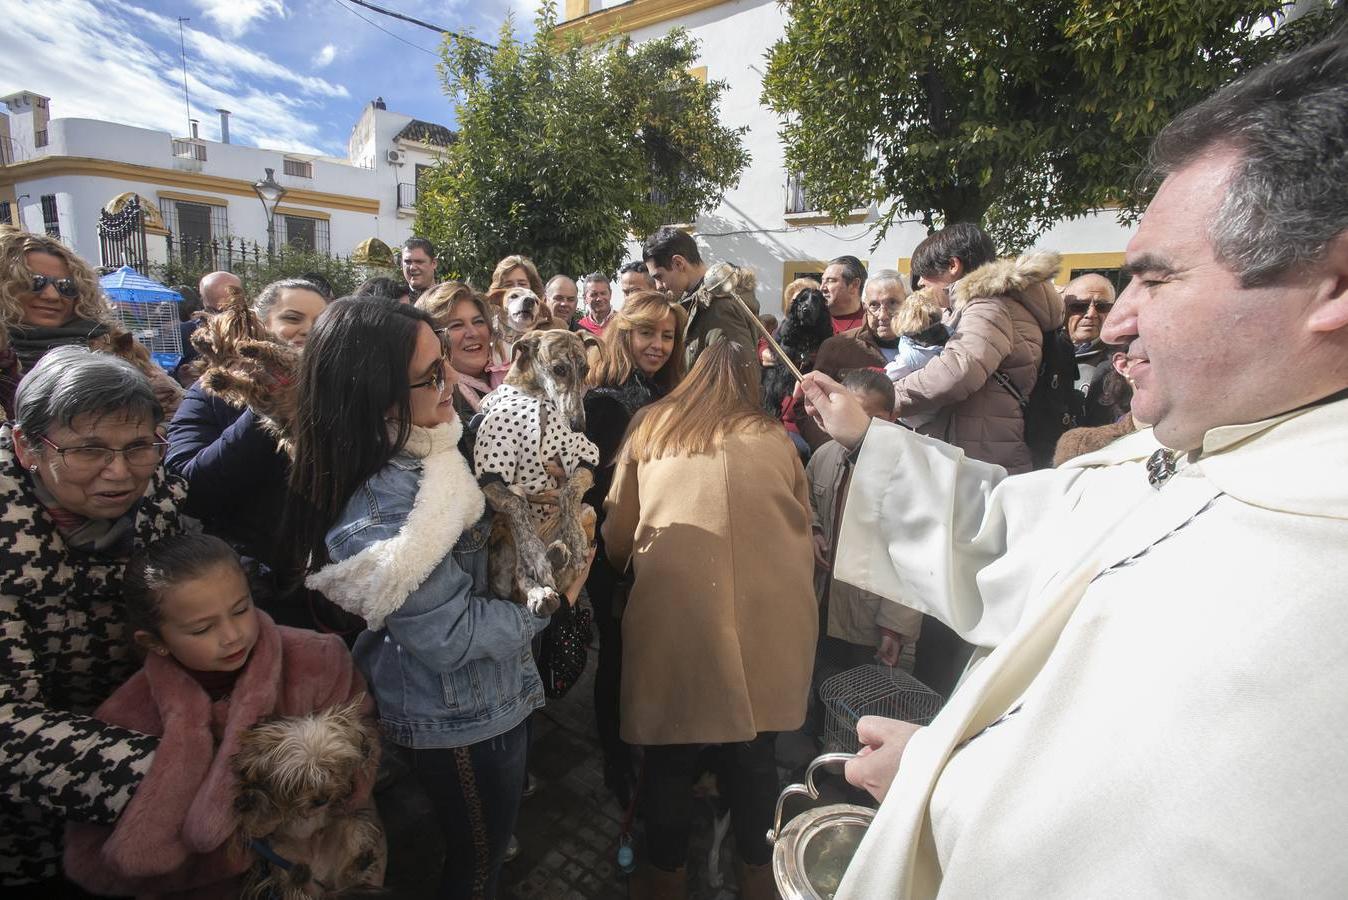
[305, 419, 486, 630]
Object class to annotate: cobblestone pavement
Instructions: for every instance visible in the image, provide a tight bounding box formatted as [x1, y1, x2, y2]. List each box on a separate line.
[504, 650, 743, 900]
[377, 635, 852, 899]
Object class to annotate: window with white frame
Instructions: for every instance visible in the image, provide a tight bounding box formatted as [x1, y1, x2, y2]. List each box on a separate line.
[283, 158, 313, 178]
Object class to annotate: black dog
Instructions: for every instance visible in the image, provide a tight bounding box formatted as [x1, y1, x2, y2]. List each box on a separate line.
[762, 287, 834, 417]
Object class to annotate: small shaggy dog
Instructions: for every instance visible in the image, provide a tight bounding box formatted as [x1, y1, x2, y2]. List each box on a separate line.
[473, 329, 598, 616]
[233, 700, 386, 900]
[190, 285, 300, 455]
[762, 287, 833, 416]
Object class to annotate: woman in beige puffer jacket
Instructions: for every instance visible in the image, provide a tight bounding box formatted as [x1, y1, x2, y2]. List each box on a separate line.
[894, 251, 1064, 473]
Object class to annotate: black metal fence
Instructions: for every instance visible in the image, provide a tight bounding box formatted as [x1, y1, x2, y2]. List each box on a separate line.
[165, 233, 354, 271]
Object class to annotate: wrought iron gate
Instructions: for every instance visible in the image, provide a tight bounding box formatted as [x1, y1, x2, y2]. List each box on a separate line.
[98, 200, 149, 272]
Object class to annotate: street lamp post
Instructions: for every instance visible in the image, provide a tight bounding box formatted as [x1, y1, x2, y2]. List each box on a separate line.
[252, 167, 286, 255]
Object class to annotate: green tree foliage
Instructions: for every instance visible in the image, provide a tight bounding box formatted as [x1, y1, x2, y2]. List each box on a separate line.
[762, 0, 1341, 251]
[416, 2, 749, 282]
[151, 247, 380, 300]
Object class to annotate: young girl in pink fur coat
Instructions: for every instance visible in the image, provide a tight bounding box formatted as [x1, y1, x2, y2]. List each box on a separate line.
[63, 533, 376, 899]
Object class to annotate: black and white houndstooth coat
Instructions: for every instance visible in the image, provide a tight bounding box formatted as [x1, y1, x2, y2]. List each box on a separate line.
[0, 423, 190, 885]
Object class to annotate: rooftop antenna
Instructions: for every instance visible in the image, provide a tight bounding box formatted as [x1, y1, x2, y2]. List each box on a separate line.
[177, 17, 192, 138]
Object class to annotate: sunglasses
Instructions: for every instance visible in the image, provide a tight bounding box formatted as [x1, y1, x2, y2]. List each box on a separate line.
[1066, 298, 1114, 316]
[410, 356, 448, 394]
[30, 274, 80, 300]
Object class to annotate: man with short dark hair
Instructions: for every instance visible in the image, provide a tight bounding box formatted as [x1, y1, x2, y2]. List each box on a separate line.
[617, 259, 657, 297]
[820, 255, 867, 334]
[400, 237, 437, 301]
[642, 226, 760, 378]
[577, 273, 614, 335]
[804, 36, 1348, 898]
[544, 274, 579, 330]
[910, 222, 998, 307]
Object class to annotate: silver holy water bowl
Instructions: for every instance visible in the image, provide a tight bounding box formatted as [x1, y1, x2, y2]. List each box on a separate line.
[767, 753, 875, 900]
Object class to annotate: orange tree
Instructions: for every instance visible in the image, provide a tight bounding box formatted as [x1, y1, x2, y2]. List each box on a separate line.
[762, 0, 1341, 251]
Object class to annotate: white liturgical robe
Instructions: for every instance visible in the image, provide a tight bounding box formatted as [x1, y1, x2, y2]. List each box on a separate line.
[832, 396, 1348, 899]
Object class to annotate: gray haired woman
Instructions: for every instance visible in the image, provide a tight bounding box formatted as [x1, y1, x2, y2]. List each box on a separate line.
[0, 345, 189, 892]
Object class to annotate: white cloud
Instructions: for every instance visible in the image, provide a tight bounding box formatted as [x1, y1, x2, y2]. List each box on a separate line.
[0, 0, 344, 156]
[313, 43, 337, 69]
[194, 0, 286, 38]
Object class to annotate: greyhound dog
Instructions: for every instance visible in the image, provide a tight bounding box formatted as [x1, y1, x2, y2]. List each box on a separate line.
[498, 287, 548, 355]
[473, 330, 598, 616]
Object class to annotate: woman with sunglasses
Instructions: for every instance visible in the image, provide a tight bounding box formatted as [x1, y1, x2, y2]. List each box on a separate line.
[1, 345, 191, 893]
[288, 299, 590, 900]
[0, 228, 183, 420]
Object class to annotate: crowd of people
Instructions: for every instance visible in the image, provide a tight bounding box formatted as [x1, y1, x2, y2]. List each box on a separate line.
[1, 31, 1345, 900]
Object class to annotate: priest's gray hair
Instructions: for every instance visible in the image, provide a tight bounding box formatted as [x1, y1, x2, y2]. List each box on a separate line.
[14, 344, 162, 440]
[1149, 34, 1348, 287]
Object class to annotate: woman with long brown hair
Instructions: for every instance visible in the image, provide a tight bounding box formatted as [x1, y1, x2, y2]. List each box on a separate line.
[581, 291, 687, 806]
[601, 339, 817, 900]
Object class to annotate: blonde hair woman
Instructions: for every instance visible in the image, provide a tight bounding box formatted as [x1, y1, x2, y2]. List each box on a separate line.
[416, 281, 508, 418]
[601, 340, 816, 899]
[0, 229, 181, 418]
[581, 291, 688, 807]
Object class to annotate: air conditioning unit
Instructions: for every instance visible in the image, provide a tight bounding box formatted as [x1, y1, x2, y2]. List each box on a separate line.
[386, 148, 406, 165]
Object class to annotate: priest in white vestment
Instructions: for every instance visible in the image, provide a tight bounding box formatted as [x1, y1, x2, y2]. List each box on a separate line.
[799, 35, 1348, 900]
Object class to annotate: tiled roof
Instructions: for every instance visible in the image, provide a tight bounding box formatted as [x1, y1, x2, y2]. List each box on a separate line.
[394, 120, 456, 147]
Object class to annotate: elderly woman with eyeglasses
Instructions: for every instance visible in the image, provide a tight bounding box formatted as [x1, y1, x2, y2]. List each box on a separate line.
[0, 345, 190, 892]
[0, 228, 183, 421]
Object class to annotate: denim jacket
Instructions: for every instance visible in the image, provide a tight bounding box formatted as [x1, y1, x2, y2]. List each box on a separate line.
[306, 422, 546, 749]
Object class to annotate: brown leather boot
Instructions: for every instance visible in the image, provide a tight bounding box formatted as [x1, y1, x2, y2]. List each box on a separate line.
[628, 863, 687, 900]
[736, 859, 778, 900]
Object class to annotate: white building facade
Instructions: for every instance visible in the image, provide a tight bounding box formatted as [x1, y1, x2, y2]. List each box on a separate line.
[0, 91, 451, 271]
[559, 0, 1136, 314]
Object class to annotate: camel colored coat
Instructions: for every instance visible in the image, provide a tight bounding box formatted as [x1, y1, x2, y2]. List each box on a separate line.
[602, 423, 818, 746]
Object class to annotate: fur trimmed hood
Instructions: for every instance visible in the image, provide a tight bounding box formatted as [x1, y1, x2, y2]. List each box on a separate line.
[953, 250, 1064, 332]
[305, 419, 486, 630]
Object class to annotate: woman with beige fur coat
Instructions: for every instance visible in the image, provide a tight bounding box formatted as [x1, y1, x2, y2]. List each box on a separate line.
[602, 340, 817, 900]
[894, 251, 1065, 473]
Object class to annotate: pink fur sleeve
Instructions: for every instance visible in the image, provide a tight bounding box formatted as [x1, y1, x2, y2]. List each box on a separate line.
[64, 669, 245, 895]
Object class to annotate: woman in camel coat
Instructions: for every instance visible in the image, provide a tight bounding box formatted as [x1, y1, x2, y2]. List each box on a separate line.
[602, 340, 816, 900]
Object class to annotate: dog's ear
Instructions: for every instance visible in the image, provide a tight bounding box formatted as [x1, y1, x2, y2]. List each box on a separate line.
[234, 781, 284, 839]
[512, 331, 544, 364]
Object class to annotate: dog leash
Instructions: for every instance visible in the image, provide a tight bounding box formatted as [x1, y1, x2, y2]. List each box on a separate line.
[248, 838, 335, 891]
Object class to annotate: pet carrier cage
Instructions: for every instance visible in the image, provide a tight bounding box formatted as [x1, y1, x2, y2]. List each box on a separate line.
[819, 665, 944, 754]
[99, 266, 184, 371]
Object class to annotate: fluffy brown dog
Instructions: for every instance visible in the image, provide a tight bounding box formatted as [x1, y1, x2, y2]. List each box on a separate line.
[473, 330, 598, 616]
[190, 285, 300, 455]
[233, 699, 386, 900]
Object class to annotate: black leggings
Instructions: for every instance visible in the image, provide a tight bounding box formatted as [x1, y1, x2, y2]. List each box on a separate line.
[641, 733, 779, 871]
[586, 556, 626, 770]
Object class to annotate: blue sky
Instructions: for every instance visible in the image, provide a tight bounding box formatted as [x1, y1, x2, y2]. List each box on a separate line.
[0, 0, 545, 157]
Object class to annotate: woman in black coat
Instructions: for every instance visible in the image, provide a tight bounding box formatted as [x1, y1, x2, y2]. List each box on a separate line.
[582, 291, 687, 805]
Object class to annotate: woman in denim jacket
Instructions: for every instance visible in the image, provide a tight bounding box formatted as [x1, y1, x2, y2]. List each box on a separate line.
[286, 299, 589, 899]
